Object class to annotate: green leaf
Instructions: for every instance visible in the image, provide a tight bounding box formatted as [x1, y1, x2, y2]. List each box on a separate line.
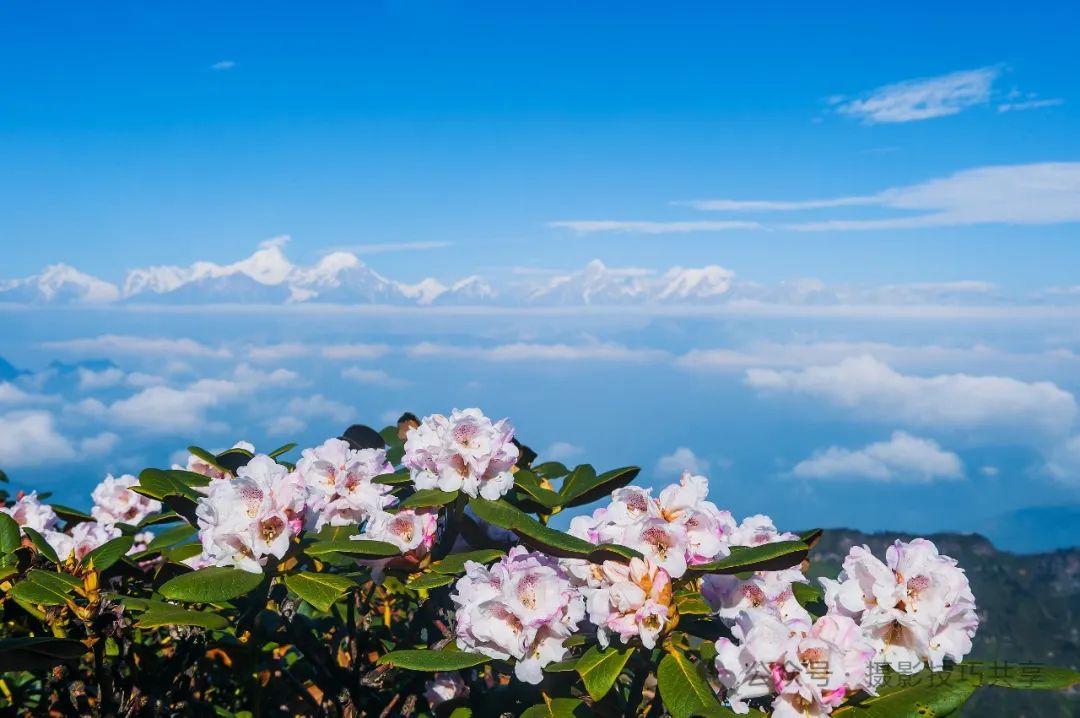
[519, 698, 587, 718]
[0, 512, 21, 554]
[137, 511, 184, 528]
[164, 542, 203, 563]
[431, 549, 506, 575]
[514, 471, 563, 509]
[468, 498, 640, 563]
[834, 668, 980, 717]
[9, 570, 80, 606]
[398, 488, 458, 509]
[148, 523, 198, 550]
[187, 445, 224, 470]
[284, 571, 357, 612]
[969, 662, 1080, 690]
[50, 504, 94, 524]
[799, 528, 824, 548]
[376, 648, 489, 671]
[82, 535, 134, 571]
[675, 590, 713, 616]
[576, 645, 634, 701]
[657, 650, 724, 718]
[268, 442, 297, 459]
[691, 541, 808, 574]
[373, 469, 412, 485]
[0, 637, 86, 672]
[135, 605, 230, 630]
[407, 572, 456, 590]
[159, 566, 264, 603]
[137, 468, 209, 501]
[304, 539, 401, 559]
[532, 461, 570, 479]
[792, 582, 823, 607]
[560, 465, 640, 508]
[22, 527, 60, 564]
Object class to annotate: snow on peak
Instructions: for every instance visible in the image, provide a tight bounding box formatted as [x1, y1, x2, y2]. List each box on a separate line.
[0, 263, 119, 304]
[656, 265, 735, 300]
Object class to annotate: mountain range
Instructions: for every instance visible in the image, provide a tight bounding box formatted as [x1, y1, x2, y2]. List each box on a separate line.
[0, 238, 1029, 308]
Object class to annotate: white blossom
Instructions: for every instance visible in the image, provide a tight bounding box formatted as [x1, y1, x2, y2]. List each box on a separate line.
[452, 546, 584, 684]
[90, 474, 161, 526]
[1, 491, 58, 533]
[296, 438, 395, 531]
[45, 521, 121, 562]
[819, 539, 978, 674]
[424, 672, 469, 707]
[403, 409, 519, 500]
[583, 557, 673, 649]
[195, 454, 305, 573]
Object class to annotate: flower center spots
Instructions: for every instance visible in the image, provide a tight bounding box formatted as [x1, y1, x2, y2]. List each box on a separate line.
[390, 516, 415, 543]
[741, 583, 767, 607]
[642, 613, 661, 631]
[260, 515, 284, 542]
[907, 575, 930, 599]
[452, 422, 479, 447]
[517, 574, 539, 609]
[238, 485, 264, 518]
[625, 493, 649, 515]
[641, 527, 672, 557]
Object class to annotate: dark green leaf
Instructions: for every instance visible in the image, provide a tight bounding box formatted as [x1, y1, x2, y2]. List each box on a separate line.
[148, 523, 198, 550]
[373, 469, 412, 485]
[0, 512, 21, 554]
[135, 605, 230, 630]
[576, 645, 634, 701]
[407, 572, 456, 590]
[0, 637, 86, 671]
[22, 527, 60, 564]
[399, 489, 458, 509]
[10, 570, 81, 606]
[159, 566, 264, 603]
[691, 541, 808, 574]
[514, 471, 563, 509]
[50, 504, 93, 524]
[376, 648, 489, 671]
[657, 650, 724, 718]
[187, 446, 225, 472]
[560, 465, 640, 508]
[82, 535, 134, 571]
[532, 461, 570, 479]
[519, 698, 587, 718]
[304, 539, 400, 559]
[284, 571, 357, 612]
[834, 668, 979, 717]
[675, 590, 713, 616]
[136, 468, 208, 501]
[969, 662, 1080, 690]
[268, 442, 297, 459]
[431, 549, 506, 575]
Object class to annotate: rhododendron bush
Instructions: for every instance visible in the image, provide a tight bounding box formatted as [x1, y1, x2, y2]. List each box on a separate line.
[0, 409, 1076, 717]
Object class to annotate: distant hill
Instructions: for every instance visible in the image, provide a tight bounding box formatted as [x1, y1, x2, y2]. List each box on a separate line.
[811, 529, 1080, 717]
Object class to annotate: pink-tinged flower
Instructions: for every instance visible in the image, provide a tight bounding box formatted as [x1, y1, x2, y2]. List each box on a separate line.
[715, 612, 875, 716]
[296, 438, 395, 531]
[819, 539, 978, 674]
[356, 507, 439, 576]
[583, 557, 673, 649]
[403, 409, 519, 500]
[45, 521, 121, 562]
[451, 546, 584, 684]
[90, 474, 162, 526]
[195, 454, 305, 573]
[729, 514, 799, 547]
[702, 568, 812, 628]
[424, 672, 469, 707]
[618, 518, 690, 579]
[2, 491, 58, 533]
[174, 441, 255, 480]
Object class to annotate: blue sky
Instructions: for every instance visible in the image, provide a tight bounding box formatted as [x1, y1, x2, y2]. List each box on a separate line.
[2, 2, 1080, 552]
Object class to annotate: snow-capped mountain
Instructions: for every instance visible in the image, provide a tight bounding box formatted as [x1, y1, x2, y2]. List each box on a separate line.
[654, 265, 734, 301]
[0, 264, 120, 304]
[527, 259, 652, 305]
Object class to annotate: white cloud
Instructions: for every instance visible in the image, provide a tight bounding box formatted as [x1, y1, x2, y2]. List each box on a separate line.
[791, 431, 963, 482]
[407, 341, 667, 363]
[1046, 435, 1080, 485]
[0, 382, 54, 405]
[77, 367, 125, 390]
[547, 220, 761, 234]
[211, 60, 236, 71]
[687, 163, 1080, 230]
[43, 334, 230, 358]
[248, 343, 311, 361]
[341, 366, 409, 388]
[329, 241, 451, 254]
[285, 394, 354, 424]
[320, 343, 391, 360]
[677, 341, 1004, 372]
[0, 410, 77, 466]
[998, 97, 1064, 113]
[746, 355, 1077, 436]
[656, 447, 710, 477]
[832, 67, 999, 124]
[266, 415, 306, 437]
[545, 442, 584, 462]
[79, 431, 120, 456]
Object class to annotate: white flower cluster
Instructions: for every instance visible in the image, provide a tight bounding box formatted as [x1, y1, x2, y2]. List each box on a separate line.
[582, 557, 673, 650]
[196, 455, 306, 573]
[1, 491, 57, 534]
[820, 539, 979, 674]
[355, 507, 440, 576]
[568, 473, 733, 579]
[296, 438, 396, 531]
[451, 546, 585, 684]
[173, 441, 255, 479]
[403, 409, 519, 500]
[90, 474, 162, 525]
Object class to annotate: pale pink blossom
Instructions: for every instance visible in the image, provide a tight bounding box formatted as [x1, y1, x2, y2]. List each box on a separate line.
[424, 672, 469, 707]
[296, 438, 395, 531]
[90, 474, 161, 526]
[2, 491, 58, 533]
[583, 557, 673, 649]
[403, 409, 519, 500]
